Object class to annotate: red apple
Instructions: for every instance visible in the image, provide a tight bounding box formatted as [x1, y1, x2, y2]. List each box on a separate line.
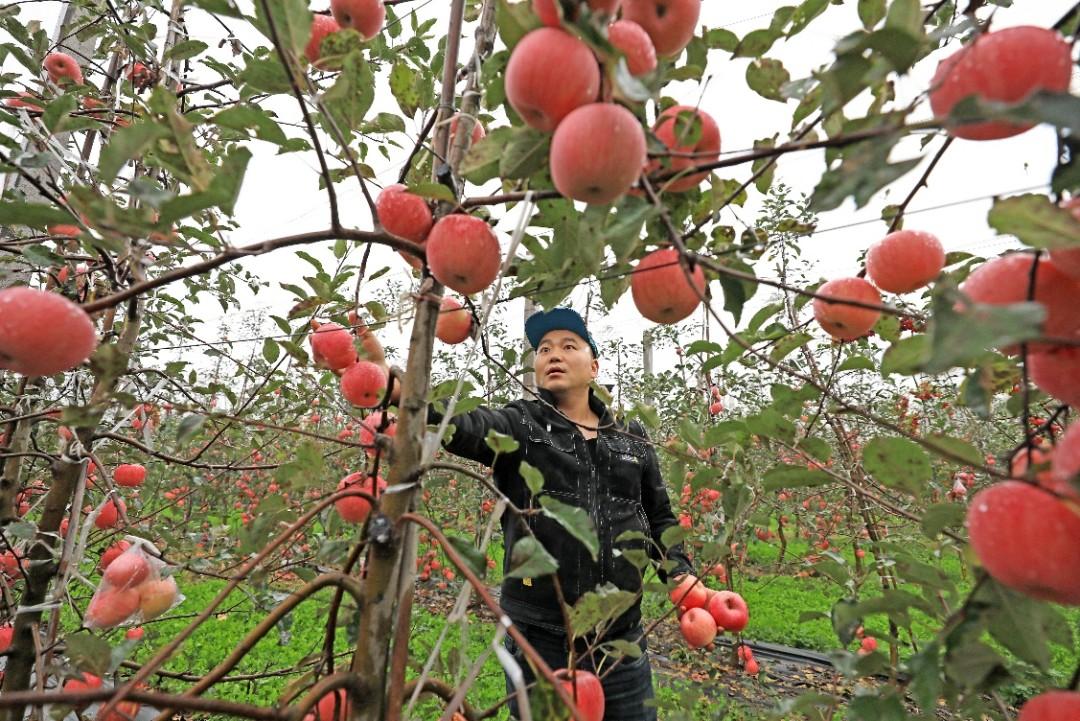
[6, 92, 45, 111]
[376, 184, 433, 243]
[858, 636, 878, 655]
[744, 657, 760, 675]
[125, 626, 145, 640]
[100, 541, 132, 571]
[340, 361, 387, 408]
[0, 287, 98, 376]
[649, 105, 720, 192]
[608, 19, 657, 76]
[866, 230, 945, 294]
[679, 606, 717, 648]
[621, 0, 700, 57]
[1030, 345, 1080, 409]
[553, 668, 605, 721]
[312, 689, 351, 721]
[0, 623, 12, 653]
[98, 700, 142, 721]
[127, 62, 155, 90]
[103, 552, 151, 589]
[306, 14, 342, 67]
[668, 574, 707, 609]
[94, 497, 126, 530]
[1050, 423, 1080, 502]
[44, 52, 84, 85]
[85, 586, 140, 628]
[1018, 691, 1080, 721]
[63, 671, 103, 694]
[335, 472, 388, 523]
[138, 576, 179, 619]
[114, 463, 146, 488]
[631, 247, 706, 324]
[449, 113, 486, 147]
[812, 277, 881, 341]
[435, 296, 473, 344]
[929, 26, 1072, 141]
[959, 254, 1080, 352]
[310, 321, 358, 372]
[357, 411, 396, 458]
[707, 590, 749, 632]
[425, 214, 502, 295]
[329, 0, 385, 40]
[550, 102, 646, 204]
[967, 481, 1080, 605]
[505, 28, 600, 132]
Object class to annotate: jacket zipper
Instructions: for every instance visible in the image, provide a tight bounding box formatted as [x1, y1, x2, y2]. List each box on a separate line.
[554, 421, 603, 591]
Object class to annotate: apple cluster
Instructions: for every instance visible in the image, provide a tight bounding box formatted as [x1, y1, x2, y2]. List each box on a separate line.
[669, 575, 750, 654]
[85, 540, 180, 629]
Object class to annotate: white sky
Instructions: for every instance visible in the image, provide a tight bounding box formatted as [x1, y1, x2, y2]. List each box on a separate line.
[3, 0, 1077, 392]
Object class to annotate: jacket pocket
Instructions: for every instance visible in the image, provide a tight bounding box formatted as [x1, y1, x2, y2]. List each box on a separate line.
[604, 435, 647, 503]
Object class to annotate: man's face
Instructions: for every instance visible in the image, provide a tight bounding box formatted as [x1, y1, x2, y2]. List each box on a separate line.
[535, 330, 598, 392]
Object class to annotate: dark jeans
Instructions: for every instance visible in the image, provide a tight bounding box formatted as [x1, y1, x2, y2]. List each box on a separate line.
[503, 622, 658, 721]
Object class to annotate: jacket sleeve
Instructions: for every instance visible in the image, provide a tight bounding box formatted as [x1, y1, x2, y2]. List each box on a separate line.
[636, 422, 695, 583]
[427, 402, 525, 468]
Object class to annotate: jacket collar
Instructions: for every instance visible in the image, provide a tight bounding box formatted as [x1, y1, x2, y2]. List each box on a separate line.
[535, 385, 616, 429]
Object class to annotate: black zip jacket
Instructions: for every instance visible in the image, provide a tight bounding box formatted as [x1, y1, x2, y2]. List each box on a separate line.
[431, 386, 694, 636]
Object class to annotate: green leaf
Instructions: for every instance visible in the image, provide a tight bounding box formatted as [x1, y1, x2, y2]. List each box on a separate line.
[251, 0, 312, 60]
[213, 105, 289, 147]
[519, 460, 545, 496]
[499, 126, 549, 180]
[925, 434, 983, 466]
[980, 580, 1056, 671]
[176, 413, 206, 444]
[837, 354, 875, 372]
[862, 437, 930, 495]
[944, 639, 1005, 686]
[446, 534, 487, 579]
[880, 335, 928, 376]
[321, 50, 375, 132]
[746, 58, 790, 102]
[703, 28, 738, 52]
[858, 0, 886, 28]
[568, 583, 638, 639]
[769, 331, 812, 363]
[164, 39, 209, 62]
[797, 437, 833, 463]
[65, 633, 112, 676]
[923, 285, 1045, 373]
[734, 28, 780, 58]
[763, 464, 832, 491]
[540, 496, 599, 561]
[405, 182, 454, 203]
[787, 0, 828, 37]
[42, 93, 76, 134]
[920, 503, 965, 539]
[388, 61, 423, 117]
[239, 53, 293, 94]
[810, 139, 921, 212]
[496, 0, 540, 49]
[745, 409, 795, 444]
[988, 193, 1080, 251]
[459, 126, 514, 184]
[262, 338, 280, 363]
[485, 430, 520, 455]
[21, 244, 65, 266]
[99, 122, 170, 184]
[506, 536, 558, 579]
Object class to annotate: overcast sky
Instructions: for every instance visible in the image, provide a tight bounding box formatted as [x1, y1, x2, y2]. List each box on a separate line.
[3, 0, 1076, 395]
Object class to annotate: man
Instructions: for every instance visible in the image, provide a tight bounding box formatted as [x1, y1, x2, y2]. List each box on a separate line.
[430, 307, 693, 721]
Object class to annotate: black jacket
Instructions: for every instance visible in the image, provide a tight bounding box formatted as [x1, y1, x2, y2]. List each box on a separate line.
[432, 386, 693, 636]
